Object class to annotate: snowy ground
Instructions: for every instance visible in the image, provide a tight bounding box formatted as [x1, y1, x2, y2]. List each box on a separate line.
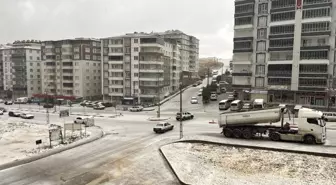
[161, 142, 336, 185]
[0, 120, 91, 165]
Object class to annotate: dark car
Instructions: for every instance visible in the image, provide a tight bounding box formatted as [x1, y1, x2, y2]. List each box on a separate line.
[9, 111, 20, 117]
[0, 107, 7, 112]
[43, 103, 54, 108]
[102, 102, 114, 107]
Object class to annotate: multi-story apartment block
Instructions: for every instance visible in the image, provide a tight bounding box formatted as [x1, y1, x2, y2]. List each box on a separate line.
[159, 30, 200, 78]
[0, 41, 42, 98]
[40, 38, 101, 99]
[233, 0, 335, 108]
[102, 32, 179, 105]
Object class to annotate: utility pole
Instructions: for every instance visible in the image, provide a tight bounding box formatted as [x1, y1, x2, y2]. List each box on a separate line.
[45, 91, 50, 125]
[207, 67, 210, 86]
[179, 81, 183, 139]
[157, 69, 161, 118]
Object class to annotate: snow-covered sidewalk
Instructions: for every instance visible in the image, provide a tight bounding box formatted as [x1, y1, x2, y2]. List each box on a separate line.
[0, 120, 101, 166]
[161, 142, 336, 185]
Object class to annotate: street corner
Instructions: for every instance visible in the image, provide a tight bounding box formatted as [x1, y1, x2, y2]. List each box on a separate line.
[148, 117, 171, 121]
[0, 122, 104, 171]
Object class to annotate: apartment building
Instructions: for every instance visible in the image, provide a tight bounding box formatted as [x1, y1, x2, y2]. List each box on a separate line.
[233, 0, 335, 107]
[159, 30, 200, 79]
[0, 41, 42, 98]
[40, 38, 101, 99]
[101, 32, 179, 105]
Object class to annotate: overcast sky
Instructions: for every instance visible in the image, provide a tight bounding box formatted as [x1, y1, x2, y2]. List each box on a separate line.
[0, 0, 234, 59]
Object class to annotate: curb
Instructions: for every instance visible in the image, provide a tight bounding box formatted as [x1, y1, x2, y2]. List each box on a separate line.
[148, 117, 171, 121]
[159, 148, 191, 185]
[0, 127, 104, 171]
[159, 139, 336, 184]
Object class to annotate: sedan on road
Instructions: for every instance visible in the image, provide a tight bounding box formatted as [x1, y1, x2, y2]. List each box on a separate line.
[8, 111, 20, 117]
[190, 97, 198, 104]
[20, 113, 34, 119]
[129, 106, 144, 112]
[153, 122, 174, 133]
[4, 101, 13, 105]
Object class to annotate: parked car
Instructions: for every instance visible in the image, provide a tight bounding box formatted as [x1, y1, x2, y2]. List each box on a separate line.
[323, 112, 336, 122]
[153, 122, 174, 133]
[192, 84, 198, 87]
[210, 94, 217, 101]
[242, 103, 253, 111]
[20, 113, 34, 119]
[0, 107, 7, 112]
[221, 87, 226, 93]
[8, 111, 20, 117]
[190, 97, 198, 104]
[0, 99, 4, 103]
[0, 110, 3, 115]
[102, 102, 114, 107]
[4, 101, 13, 105]
[129, 106, 144, 112]
[93, 105, 105, 110]
[43, 103, 54, 108]
[176, 112, 194, 121]
[74, 116, 95, 126]
[198, 92, 202, 96]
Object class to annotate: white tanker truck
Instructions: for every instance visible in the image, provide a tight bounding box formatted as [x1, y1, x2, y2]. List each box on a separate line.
[218, 107, 326, 144]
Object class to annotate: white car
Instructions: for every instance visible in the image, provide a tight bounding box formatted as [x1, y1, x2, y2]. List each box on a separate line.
[74, 117, 86, 124]
[153, 122, 174, 133]
[129, 106, 144, 112]
[20, 113, 34, 119]
[0, 99, 3, 103]
[0, 110, 3, 115]
[210, 94, 217, 101]
[190, 97, 198, 104]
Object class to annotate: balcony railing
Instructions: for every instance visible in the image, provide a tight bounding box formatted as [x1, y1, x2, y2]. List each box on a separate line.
[267, 71, 292, 77]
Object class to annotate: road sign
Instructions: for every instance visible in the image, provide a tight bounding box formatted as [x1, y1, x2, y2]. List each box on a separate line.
[59, 110, 69, 118]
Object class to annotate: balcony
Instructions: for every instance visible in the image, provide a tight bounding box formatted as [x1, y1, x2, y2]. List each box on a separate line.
[139, 94, 156, 98]
[108, 76, 123, 80]
[108, 68, 124, 72]
[267, 71, 292, 77]
[232, 71, 252, 76]
[139, 60, 164, 65]
[232, 84, 251, 88]
[140, 48, 164, 55]
[139, 68, 164, 73]
[267, 85, 291, 90]
[140, 77, 164, 81]
[109, 92, 123, 96]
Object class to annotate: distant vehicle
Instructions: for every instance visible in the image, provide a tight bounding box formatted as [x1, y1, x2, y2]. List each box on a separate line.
[221, 87, 226, 93]
[253, 99, 266, 109]
[153, 122, 174, 133]
[176, 112, 194, 121]
[242, 103, 253, 111]
[74, 116, 94, 126]
[129, 106, 144, 112]
[323, 112, 336, 122]
[218, 107, 326, 144]
[219, 99, 231, 110]
[190, 97, 198, 104]
[210, 94, 217, 101]
[212, 70, 218, 75]
[86, 103, 94, 108]
[0, 107, 7, 112]
[15, 97, 28, 104]
[8, 111, 20, 117]
[197, 81, 202, 85]
[198, 92, 202, 96]
[230, 100, 243, 111]
[228, 94, 235, 101]
[93, 105, 105, 110]
[199, 88, 203, 92]
[102, 102, 114, 107]
[4, 101, 13, 105]
[0, 99, 4, 103]
[43, 103, 54, 108]
[0, 110, 3, 115]
[20, 113, 34, 119]
[192, 84, 198, 87]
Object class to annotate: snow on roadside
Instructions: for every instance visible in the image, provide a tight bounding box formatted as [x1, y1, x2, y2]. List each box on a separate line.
[0, 120, 91, 165]
[162, 142, 336, 185]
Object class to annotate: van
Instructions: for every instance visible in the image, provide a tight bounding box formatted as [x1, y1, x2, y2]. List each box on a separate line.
[253, 99, 266, 109]
[219, 99, 231, 110]
[230, 100, 243, 111]
[323, 112, 336, 122]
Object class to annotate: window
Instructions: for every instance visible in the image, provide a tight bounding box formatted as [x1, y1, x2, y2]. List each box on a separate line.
[270, 25, 295, 35]
[74, 54, 80, 59]
[30, 56, 33, 60]
[86, 76, 90, 80]
[258, 16, 267, 27]
[257, 29, 267, 39]
[30, 63, 33, 66]
[256, 65, 265, 75]
[134, 56, 139, 60]
[299, 78, 326, 87]
[268, 78, 291, 85]
[134, 47, 139, 52]
[307, 118, 318, 125]
[134, 39, 138, 43]
[256, 53, 266, 63]
[269, 51, 293, 61]
[85, 48, 91, 53]
[235, 3, 254, 14]
[134, 73, 138, 77]
[258, 3, 268, 14]
[271, 0, 296, 9]
[303, 7, 330, 19]
[271, 11, 295, 22]
[299, 64, 327, 73]
[85, 55, 90, 60]
[300, 51, 328, 60]
[302, 22, 330, 33]
[30, 69, 33, 72]
[257, 41, 266, 51]
[304, 0, 331, 5]
[134, 64, 139, 68]
[269, 39, 294, 48]
[29, 49, 32, 53]
[255, 77, 264, 87]
[234, 41, 252, 49]
[75, 76, 79, 80]
[235, 17, 253, 25]
[74, 47, 79, 52]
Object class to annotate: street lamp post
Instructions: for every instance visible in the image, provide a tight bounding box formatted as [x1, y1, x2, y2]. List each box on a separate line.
[179, 81, 183, 139]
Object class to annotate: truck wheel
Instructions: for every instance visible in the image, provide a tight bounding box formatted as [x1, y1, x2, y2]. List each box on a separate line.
[270, 132, 280, 141]
[223, 128, 233, 138]
[304, 135, 316, 144]
[242, 129, 252, 139]
[232, 129, 242, 138]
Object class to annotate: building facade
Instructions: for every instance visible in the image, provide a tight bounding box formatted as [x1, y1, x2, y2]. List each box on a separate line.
[40, 38, 101, 99]
[0, 41, 42, 98]
[101, 33, 178, 105]
[233, 0, 335, 108]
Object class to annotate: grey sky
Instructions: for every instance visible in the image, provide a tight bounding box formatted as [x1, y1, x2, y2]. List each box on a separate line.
[0, 0, 234, 58]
